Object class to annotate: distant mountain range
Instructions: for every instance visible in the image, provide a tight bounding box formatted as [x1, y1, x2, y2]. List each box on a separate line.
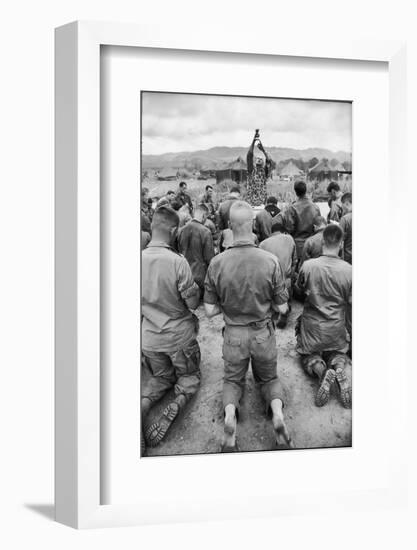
[142, 146, 352, 170]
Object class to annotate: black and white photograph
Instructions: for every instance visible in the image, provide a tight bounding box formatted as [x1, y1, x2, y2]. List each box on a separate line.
[140, 91, 352, 457]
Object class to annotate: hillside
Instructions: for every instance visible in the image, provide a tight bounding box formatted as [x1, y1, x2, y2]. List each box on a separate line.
[142, 146, 352, 170]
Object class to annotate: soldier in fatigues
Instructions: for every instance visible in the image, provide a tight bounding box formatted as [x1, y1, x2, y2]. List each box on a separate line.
[204, 201, 293, 451]
[283, 180, 321, 263]
[296, 224, 352, 408]
[339, 193, 352, 265]
[141, 207, 201, 451]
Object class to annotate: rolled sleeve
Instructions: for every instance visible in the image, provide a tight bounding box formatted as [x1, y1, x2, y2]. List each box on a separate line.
[177, 257, 199, 301]
[272, 260, 289, 305]
[296, 265, 307, 293]
[203, 265, 219, 305]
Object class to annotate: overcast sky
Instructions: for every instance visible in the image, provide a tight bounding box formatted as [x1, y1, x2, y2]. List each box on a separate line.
[141, 92, 352, 156]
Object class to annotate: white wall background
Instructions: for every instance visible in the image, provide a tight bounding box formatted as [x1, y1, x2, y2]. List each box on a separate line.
[0, 0, 415, 548]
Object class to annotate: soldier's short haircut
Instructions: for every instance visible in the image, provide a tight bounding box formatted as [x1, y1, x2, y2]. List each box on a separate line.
[229, 200, 253, 226]
[323, 224, 344, 248]
[152, 206, 179, 231]
[170, 200, 181, 211]
[205, 184, 213, 191]
[230, 185, 241, 194]
[313, 215, 327, 227]
[167, 190, 175, 196]
[266, 195, 278, 205]
[195, 203, 209, 214]
[179, 181, 187, 188]
[294, 180, 307, 197]
[271, 219, 285, 233]
[341, 192, 352, 204]
[327, 181, 340, 193]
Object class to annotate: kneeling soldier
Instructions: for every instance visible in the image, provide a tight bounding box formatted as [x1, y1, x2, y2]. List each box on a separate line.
[296, 224, 352, 408]
[204, 200, 293, 451]
[141, 207, 201, 451]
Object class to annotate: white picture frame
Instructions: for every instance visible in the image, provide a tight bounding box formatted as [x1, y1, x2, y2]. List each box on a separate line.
[55, 21, 407, 529]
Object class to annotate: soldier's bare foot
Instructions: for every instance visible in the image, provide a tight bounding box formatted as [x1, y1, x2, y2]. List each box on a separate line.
[222, 404, 237, 452]
[270, 399, 294, 448]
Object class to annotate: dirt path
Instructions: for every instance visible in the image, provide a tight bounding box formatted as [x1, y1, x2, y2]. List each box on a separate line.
[143, 301, 352, 457]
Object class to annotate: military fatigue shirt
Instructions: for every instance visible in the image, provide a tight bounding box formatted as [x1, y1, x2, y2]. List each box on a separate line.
[178, 219, 215, 288]
[204, 241, 289, 326]
[142, 242, 199, 352]
[260, 232, 297, 285]
[296, 254, 352, 354]
[254, 208, 273, 242]
[327, 198, 343, 223]
[339, 213, 352, 264]
[300, 227, 324, 266]
[176, 190, 193, 213]
[199, 192, 217, 220]
[284, 197, 321, 257]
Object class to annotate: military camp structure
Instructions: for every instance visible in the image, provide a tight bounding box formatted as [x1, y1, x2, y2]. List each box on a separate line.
[215, 156, 248, 185]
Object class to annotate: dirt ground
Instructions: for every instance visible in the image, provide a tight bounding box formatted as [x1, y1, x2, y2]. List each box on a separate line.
[143, 301, 352, 457]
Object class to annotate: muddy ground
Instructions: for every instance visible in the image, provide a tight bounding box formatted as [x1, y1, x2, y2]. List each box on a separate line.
[143, 300, 352, 457]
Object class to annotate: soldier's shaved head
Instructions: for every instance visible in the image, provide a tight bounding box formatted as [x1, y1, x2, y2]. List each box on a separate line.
[323, 224, 343, 252]
[229, 201, 254, 238]
[194, 203, 209, 223]
[152, 206, 179, 231]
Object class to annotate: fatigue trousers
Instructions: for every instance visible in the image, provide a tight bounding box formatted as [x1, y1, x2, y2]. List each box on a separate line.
[222, 321, 284, 413]
[300, 350, 348, 380]
[142, 339, 201, 405]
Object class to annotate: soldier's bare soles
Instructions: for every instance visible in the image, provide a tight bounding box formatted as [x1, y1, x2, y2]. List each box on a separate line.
[221, 404, 238, 452]
[221, 400, 294, 452]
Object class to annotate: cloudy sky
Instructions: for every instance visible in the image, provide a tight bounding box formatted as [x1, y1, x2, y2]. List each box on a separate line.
[141, 92, 352, 156]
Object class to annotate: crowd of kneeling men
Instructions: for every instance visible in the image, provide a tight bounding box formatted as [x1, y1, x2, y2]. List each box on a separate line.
[140, 179, 352, 454]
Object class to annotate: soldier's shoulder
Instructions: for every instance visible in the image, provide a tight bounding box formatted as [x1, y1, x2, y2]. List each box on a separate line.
[206, 250, 229, 273]
[256, 246, 280, 265]
[199, 222, 212, 234]
[338, 258, 352, 273]
[302, 256, 321, 269]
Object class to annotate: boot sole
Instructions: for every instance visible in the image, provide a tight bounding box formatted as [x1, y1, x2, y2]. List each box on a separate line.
[335, 368, 352, 408]
[145, 402, 180, 447]
[315, 369, 336, 407]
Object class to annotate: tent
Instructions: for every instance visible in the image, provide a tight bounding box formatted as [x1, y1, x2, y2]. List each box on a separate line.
[157, 167, 179, 181]
[279, 160, 303, 178]
[308, 158, 343, 181]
